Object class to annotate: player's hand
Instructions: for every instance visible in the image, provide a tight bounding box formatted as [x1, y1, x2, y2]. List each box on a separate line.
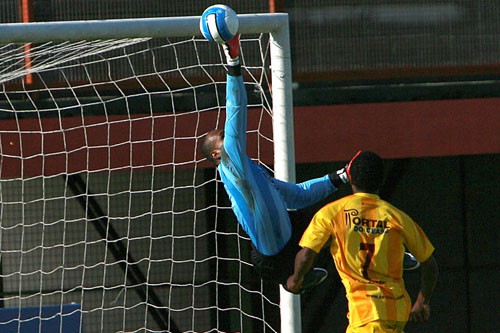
[285, 275, 303, 294]
[409, 291, 431, 322]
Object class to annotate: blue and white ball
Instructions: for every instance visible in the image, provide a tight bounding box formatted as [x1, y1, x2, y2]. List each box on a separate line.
[200, 4, 239, 43]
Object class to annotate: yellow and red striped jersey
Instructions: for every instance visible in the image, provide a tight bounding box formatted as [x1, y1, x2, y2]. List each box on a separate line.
[300, 193, 434, 327]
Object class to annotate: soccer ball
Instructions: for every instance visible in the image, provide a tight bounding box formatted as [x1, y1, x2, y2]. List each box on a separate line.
[200, 4, 239, 43]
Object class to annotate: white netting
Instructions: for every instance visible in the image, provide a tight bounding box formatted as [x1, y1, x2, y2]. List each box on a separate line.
[0, 33, 281, 332]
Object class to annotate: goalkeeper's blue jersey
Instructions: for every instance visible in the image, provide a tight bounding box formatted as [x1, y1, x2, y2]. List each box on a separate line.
[218, 75, 336, 256]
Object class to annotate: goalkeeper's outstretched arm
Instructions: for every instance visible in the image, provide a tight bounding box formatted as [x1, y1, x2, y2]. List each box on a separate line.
[199, 34, 242, 167]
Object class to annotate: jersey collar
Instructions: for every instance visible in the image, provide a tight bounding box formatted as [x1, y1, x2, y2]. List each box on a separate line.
[353, 192, 380, 199]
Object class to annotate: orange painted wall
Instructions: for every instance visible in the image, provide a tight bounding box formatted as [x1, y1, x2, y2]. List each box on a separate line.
[0, 98, 498, 178]
[293, 98, 499, 163]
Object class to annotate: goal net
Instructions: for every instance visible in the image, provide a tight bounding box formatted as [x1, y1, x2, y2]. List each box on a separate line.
[0, 15, 296, 333]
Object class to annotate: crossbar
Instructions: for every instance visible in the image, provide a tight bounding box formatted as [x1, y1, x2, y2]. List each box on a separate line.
[0, 14, 288, 43]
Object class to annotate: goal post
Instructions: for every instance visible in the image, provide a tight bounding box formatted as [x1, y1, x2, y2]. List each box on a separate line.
[0, 13, 300, 332]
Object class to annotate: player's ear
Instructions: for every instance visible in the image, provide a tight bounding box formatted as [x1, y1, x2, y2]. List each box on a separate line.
[210, 149, 221, 160]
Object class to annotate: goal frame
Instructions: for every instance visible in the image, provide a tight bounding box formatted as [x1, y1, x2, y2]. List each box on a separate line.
[0, 13, 300, 333]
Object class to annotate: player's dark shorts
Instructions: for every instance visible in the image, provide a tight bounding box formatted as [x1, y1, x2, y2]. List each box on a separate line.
[250, 210, 308, 286]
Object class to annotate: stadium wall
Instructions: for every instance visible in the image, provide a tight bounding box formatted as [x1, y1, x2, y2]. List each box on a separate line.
[1, 97, 497, 179]
[293, 97, 499, 163]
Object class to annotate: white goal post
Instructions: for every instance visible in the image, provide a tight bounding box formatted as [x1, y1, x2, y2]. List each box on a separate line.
[0, 13, 300, 333]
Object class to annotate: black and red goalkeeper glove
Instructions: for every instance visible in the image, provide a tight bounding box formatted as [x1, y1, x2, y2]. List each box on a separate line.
[329, 150, 362, 187]
[329, 166, 349, 188]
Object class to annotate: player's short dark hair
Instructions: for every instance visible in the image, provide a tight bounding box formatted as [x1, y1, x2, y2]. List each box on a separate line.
[349, 151, 384, 193]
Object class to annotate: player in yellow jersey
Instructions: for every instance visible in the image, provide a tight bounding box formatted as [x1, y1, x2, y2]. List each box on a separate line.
[286, 151, 438, 332]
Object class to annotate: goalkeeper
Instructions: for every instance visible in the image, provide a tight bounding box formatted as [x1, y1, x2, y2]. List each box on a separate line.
[201, 37, 419, 291]
[200, 35, 349, 291]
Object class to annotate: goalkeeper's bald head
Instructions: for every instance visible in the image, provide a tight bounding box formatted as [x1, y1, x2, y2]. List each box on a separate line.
[201, 129, 224, 166]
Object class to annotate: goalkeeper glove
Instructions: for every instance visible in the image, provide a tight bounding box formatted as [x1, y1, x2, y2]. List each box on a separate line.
[223, 34, 240, 66]
[329, 166, 349, 188]
[329, 151, 363, 187]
